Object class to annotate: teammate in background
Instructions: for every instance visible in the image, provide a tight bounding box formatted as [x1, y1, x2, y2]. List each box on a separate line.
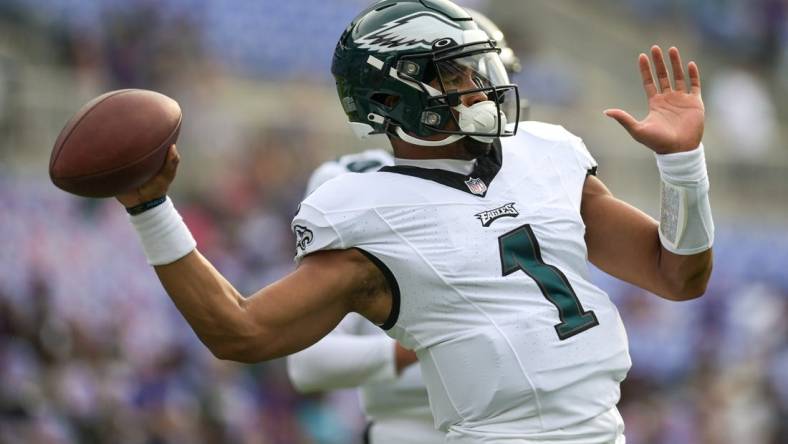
[286, 10, 525, 444]
[115, 1, 713, 442]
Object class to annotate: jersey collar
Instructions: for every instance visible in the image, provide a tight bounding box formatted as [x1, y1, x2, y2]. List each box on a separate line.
[392, 157, 476, 175]
[380, 140, 502, 197]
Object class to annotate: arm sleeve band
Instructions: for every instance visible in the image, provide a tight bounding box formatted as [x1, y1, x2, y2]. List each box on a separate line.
[129, 197, 196, 266]
[286, 332, 398, 393]
[655, 144, 714, 255]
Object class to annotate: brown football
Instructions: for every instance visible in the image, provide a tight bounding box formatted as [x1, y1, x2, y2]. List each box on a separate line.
[49, 89, 182, 198]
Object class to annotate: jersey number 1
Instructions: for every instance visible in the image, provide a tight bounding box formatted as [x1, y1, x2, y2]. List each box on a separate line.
[498, 225, 599, 340]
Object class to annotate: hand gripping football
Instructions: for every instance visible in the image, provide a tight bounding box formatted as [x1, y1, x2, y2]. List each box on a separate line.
[49, 89, 182, 198]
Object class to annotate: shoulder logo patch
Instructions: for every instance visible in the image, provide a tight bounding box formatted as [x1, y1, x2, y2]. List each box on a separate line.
[293, 225, 314, 251]
[475, 202, 519, 227]
[356, 12, 463, 53]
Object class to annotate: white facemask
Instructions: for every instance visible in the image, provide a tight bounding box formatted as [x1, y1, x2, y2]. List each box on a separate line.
[456, 101, 507, 143]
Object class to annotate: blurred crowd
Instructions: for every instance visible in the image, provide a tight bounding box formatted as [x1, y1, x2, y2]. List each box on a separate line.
[627, 0, 788, 160]
[1, 165, 787, 444]
[1, 1, 787, 444]
[0, 0, 784, 169]
[1, 0, 785, 82]
[627, 0, 787, 65]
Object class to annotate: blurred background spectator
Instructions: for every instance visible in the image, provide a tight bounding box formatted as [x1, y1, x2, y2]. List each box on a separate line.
[1, 1, 787, 443]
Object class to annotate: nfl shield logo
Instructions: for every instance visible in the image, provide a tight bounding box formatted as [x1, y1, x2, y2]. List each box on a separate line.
[464, 177, 487, 195]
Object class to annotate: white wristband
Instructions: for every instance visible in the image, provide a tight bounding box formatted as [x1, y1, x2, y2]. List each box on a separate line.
[655, 144, 714, 255]
[129, 197, 196, 265]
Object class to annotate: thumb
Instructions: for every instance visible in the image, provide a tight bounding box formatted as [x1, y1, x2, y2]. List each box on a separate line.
[603, 109, 639, 134]
[160, 145, 180, 182]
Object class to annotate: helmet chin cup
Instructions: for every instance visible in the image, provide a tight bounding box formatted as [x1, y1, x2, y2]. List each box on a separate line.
[456, 101, 506, 143]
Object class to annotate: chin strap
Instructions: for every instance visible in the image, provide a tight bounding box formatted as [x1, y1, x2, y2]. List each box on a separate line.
[394, 126, 465, 147]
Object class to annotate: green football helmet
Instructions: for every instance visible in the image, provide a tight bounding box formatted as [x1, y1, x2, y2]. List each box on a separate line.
[332, 0, 520, 147]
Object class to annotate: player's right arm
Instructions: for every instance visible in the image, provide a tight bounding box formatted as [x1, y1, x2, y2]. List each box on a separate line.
[117, 147, 393, 363]
[155, 248, 391, 362]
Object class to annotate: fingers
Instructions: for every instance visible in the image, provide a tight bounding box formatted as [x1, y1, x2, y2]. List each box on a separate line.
[169, 144, 180, 166]
[651, 45, 672, 92]
[641, 45, 700, 96]
[668, 46, 686, 92]
[639, 53, 658, 98]
[117, 145, 179, 205]
[603, 109, 639, 135]
[688, 60, 701, 95]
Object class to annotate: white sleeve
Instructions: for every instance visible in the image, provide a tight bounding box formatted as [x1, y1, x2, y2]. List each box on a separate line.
[286, 319, 398, 393]
[568, 132, 598, 175]
[519, 122, 598, 175]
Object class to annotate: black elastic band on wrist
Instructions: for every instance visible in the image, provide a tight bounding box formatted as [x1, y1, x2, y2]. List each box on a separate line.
[126, 196, 167, 215]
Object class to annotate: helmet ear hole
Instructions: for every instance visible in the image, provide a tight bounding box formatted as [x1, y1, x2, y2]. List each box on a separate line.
[371, 93, 400, 109]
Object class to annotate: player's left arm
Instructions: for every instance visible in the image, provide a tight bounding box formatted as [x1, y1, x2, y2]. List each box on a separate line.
[584, 45, 713, 301]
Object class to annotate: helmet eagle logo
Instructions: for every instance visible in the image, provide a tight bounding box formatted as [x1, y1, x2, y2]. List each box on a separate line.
[357, 12, 462, 52]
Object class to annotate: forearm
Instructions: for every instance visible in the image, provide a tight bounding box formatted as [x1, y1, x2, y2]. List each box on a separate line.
[155, 250, 253, 358]
[602, 198, 712, 299]
[656, 247, 712, 300]
[156, 250, 363, 363]
[125, 196, 254, 358]
[653, 145, 714, 299]
[287, 333, 397, 393]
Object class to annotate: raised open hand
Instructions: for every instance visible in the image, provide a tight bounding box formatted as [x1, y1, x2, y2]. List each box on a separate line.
[605, 46, 704, 154]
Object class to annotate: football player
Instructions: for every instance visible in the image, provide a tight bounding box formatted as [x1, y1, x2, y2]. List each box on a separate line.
[116, 1, 713, 443]
[286, 10, 522, 444]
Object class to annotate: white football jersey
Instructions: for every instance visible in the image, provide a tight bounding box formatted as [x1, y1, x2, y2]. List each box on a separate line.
[292, 122, 632, 442]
